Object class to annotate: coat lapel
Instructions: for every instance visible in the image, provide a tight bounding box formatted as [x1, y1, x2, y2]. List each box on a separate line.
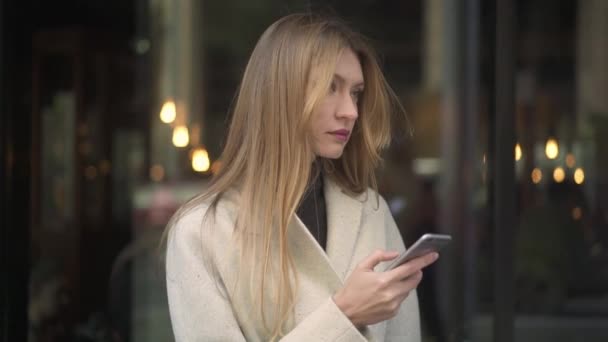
[289, 216, 342, 290]
[288, 179, 373, 339]
[324, 178, 363, 281]
[289, 177, 364, 284]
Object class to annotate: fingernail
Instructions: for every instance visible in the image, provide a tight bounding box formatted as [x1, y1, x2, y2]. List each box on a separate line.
[433, 253, 439, 260]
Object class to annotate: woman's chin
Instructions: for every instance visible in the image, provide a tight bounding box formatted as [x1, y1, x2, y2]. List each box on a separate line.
[315, 148, 345, 159]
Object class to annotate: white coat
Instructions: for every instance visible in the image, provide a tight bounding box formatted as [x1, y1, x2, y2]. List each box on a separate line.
[166, 178, 421, 341]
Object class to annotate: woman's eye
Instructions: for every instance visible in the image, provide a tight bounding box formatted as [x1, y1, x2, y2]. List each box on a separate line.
[329, 82, 337, 94]
[351, 90, 363, 102]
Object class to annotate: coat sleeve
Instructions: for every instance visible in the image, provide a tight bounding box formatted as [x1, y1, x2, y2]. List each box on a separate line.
[165, 208, 247, 342]
[380, 197, 422, 342]
[166, 208, 368, 342]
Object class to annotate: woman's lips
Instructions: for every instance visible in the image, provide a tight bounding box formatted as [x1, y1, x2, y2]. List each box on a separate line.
[329, 129, 350, 142]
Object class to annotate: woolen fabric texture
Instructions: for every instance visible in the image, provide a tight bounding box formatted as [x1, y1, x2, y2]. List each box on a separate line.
[166, 178, 421, 341]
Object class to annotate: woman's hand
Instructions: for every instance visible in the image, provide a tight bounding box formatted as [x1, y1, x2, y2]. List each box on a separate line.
[332, 249, 438, 327]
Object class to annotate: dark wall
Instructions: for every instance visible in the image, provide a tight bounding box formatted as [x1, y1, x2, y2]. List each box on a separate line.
[1, 1, 32, 341]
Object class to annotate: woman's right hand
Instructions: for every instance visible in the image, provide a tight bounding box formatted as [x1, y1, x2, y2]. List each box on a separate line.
[332, 249, 438, 327]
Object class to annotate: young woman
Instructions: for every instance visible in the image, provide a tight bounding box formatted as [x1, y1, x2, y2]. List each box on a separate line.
[164, 13, 438, 341]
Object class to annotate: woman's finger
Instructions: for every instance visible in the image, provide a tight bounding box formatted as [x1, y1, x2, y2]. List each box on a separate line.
[358, 249, 399, 270]
[387, 252, 438, 281]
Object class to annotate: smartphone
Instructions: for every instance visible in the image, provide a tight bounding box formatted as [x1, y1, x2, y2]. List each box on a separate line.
[386, 233, 452, 270]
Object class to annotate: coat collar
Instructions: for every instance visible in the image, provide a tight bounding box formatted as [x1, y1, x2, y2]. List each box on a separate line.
[290, 177, 364, 285]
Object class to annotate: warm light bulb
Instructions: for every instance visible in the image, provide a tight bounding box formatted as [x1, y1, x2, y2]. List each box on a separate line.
[191, 148, 210, 172]
[172, 126, 189, 147]
[160, 100, 176, 124]
[574, 168, 585, 184]
[545, 138, 559, 159]
[515, 143, 522, 161]
[531, 168, 542, 184]
[150, 164, 165, 182]
[553, 167, 565, 183]
[572, 207, 582, 220]
[566, 153, 576, 168]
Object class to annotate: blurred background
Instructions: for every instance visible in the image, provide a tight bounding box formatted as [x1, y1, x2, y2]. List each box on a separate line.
[1, 0, 607, 341]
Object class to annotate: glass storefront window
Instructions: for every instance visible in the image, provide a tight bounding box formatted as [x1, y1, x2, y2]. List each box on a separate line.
[2, 0, 607, 341]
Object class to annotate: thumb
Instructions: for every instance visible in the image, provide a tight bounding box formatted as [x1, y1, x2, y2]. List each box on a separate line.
[358, 249, 399, 270]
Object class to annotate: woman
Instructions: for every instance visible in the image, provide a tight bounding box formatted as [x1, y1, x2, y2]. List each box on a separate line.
[164, 13, 438, 341]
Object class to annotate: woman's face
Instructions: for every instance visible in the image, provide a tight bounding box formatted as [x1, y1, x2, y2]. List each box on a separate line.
[310, 48, 364, 159]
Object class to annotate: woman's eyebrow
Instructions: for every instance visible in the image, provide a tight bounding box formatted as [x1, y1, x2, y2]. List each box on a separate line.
[333, 73, 364, 88]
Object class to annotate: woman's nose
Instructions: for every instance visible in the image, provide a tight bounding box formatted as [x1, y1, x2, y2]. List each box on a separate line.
[336, 94, 358, 120]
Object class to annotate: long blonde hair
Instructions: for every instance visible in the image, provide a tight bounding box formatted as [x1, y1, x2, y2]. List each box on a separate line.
[163, 13, 405, 339]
